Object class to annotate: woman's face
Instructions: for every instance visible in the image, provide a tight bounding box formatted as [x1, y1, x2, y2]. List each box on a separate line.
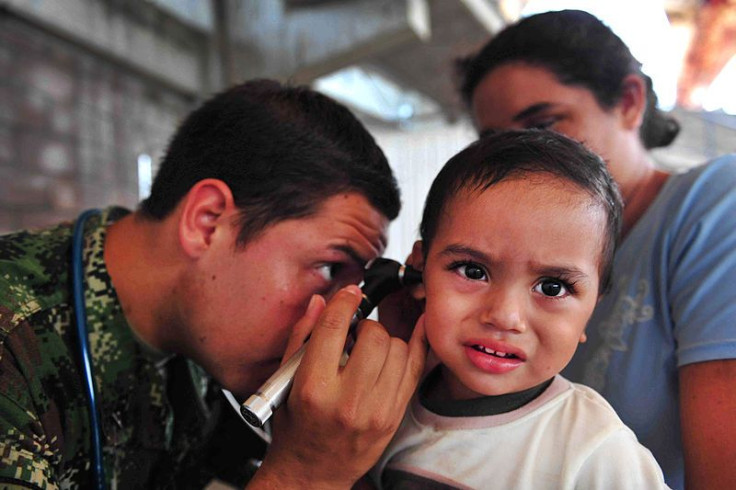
[470, 62, 638, 191]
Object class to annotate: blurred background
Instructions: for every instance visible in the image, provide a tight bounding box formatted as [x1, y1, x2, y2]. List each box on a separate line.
[1, 0, 734, 262]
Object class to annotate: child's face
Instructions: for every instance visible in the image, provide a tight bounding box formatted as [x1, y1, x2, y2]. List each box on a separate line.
[423, 174, 605, 400]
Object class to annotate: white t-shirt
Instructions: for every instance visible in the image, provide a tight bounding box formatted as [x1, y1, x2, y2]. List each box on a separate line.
[372, 375, 669, 490]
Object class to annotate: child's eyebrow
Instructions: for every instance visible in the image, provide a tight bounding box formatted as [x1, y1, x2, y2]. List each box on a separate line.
[440, 245, 592, 282]
[438, 245, 490, 263]
[532, 264, 590, 282]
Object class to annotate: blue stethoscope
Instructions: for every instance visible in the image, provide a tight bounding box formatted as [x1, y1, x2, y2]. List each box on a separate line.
[72, 209, 107, 490]
[72, 209, 268, 489]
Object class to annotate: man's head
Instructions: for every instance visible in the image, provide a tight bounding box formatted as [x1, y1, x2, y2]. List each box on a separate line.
[141, 79, 400, 245]
[134, 80, 400, 397]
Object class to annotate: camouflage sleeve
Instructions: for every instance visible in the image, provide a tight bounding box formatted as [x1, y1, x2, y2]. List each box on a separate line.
[0, 481, 45, 490]
[0, 315, 60, 490]
[0, 392, 57, 490]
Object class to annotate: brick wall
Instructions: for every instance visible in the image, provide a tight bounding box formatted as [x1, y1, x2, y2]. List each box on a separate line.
[0, 12, 195, 233]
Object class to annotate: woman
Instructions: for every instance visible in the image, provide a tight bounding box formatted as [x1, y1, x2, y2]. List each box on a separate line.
[456, 9, 736, 490]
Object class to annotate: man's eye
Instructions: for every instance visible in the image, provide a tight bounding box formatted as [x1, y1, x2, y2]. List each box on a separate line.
[317, 263, 342, 282]
[534, 279, 569, 298]
[455, 263, 487, 281]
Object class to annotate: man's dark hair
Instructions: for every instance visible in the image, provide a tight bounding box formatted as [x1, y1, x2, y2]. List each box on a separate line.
[140, 79, 400, 245]
[457, 9, 679, 149]
[420, 129, 623, 293]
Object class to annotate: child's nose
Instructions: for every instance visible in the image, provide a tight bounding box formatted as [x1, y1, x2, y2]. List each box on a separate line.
[479, 288, 526, 333]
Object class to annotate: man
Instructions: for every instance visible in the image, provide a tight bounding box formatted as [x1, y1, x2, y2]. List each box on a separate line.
[0, 79, 427, 489]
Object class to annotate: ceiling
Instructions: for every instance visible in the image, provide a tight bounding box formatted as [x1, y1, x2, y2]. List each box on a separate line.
[8, 0, 731, 122]
[19, 0, 722, 124]
[238, 0, 732, 124]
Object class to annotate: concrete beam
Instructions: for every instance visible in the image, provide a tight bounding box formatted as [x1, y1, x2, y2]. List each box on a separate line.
[3, 0, 208, 96]
[364, 0, 504, 122]
[228, 0, 430, 83]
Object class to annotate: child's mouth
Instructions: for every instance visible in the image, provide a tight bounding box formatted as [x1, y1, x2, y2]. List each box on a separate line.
[472, 344, 519, 359]
[465, 344, 524, 374]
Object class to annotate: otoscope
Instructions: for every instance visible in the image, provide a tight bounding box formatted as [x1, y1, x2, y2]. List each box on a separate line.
[240, 258, 423, 428]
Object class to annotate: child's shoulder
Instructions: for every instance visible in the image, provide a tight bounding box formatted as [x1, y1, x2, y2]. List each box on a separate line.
[561, 376, 617, 408]
[547, 376, 629, 430]
[556, 379, 670, 488]
[564, 378, 617, 408]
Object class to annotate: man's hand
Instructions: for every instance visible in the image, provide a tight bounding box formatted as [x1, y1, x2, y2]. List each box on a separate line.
[249, 285, 427, 489]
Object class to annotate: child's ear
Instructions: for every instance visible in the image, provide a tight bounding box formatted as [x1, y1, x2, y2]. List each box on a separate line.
[178, 179, 235, 258]
[409, 240, 425, 270]
[409, 240, 426, 300]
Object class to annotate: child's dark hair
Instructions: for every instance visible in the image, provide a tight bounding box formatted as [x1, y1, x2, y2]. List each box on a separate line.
[420, 129, 623, 293]
[140, 79, 400, 245]
[457, 9, 679, 149]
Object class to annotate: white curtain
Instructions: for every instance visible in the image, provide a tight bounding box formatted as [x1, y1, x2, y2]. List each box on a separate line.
[370, 120, 476, 262]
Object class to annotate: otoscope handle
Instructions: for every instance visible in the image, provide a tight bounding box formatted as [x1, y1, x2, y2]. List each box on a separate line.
[240, 343, 307, 427]
[240, 309, 365, 427]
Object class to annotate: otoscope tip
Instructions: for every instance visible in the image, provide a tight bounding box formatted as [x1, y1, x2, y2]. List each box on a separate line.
[401, 265, 423, 286]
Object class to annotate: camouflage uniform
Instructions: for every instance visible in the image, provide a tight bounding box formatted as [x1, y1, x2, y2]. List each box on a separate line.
[0, 207, 262, 489]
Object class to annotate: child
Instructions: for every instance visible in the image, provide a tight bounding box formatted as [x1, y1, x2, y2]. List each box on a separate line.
[371, 130, 670, 489]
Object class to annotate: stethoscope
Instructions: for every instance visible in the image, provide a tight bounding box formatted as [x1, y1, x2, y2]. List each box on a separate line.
[71, 208, 107, 490]
[71, 208, 268, 490]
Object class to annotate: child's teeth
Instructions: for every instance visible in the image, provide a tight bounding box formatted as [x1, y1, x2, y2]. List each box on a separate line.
[474, 345, 513, 358]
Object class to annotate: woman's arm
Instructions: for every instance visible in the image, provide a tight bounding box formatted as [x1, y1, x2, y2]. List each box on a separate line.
[679, 359, 736, 490]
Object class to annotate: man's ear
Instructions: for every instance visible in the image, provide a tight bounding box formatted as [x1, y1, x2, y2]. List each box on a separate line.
[178, 179, 235, 258]
[618, 74, 647, 131]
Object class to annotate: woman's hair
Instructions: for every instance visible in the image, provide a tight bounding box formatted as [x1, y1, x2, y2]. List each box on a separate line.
[457, 9, 679, 149]
[420, 129, 624, 294]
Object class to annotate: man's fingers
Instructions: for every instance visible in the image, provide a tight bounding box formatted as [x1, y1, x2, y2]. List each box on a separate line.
[348, 315, 427, 417]
[300, 285, 362, 376]
[398, 314, 428, 402]
[281, 294, 326, 363]
[343, 320, 391, 390]
[370, 336, 410, 407]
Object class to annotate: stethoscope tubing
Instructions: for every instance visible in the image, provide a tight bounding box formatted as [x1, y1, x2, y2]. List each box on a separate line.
[72, 208, 106, 490]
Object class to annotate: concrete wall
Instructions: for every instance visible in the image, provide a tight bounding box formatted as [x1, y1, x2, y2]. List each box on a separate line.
[0, 0, 434, 233]
[3, 0, 210, 95]
[0, 10, 195, 233]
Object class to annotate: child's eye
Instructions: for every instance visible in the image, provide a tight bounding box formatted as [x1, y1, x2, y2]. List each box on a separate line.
[452, 262, 487, 281]
[534, 278, 571, 298]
